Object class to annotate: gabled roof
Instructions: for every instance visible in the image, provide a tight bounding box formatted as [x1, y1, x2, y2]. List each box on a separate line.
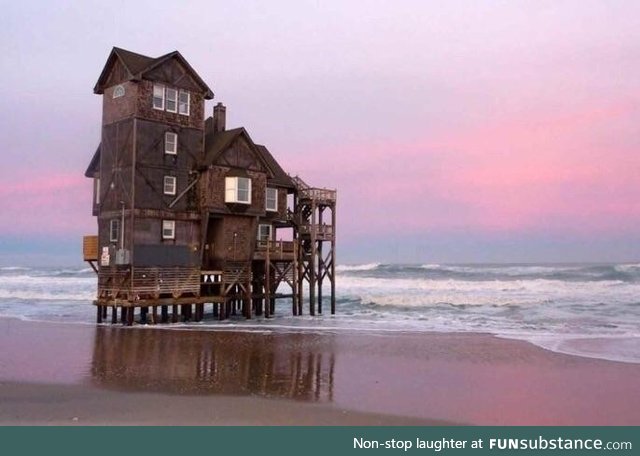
[85, 144, 101, 177]
[202, 125, 294, 189]
[94, 47, 214, 99]
[203, 127, 245, 166]
[255, 145, 295, 189]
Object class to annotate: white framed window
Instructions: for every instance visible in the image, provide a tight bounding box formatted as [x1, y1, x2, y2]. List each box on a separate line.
[166, 88, 177, 113]
[178, 90, 190, 116]
[225, 176, 252, 204]
[162, 220, 176, 240]
[113, 85, 125, 98]
[153, 84, 165, 110]
[257, 224, 272, 242]
[165, 132, 177, 155]
[163, 176, 177, 195]
[265, 187, 278, 212]
[109, 219, 120, 243]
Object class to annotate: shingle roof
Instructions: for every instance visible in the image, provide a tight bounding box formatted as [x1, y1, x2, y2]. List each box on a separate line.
[255, 145, 295, 189]
[85, 144, 100, 177]
[203, 127, 245, 165]
[112, 47, 155, 75]
[94, 47, 214, 99]
[202, 123, 295, 189]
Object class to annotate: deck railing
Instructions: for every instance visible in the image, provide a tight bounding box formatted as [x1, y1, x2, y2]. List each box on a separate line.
[298, 224, 334, 239]
[254, 240, 295, 261]
[299, 187, 336, 202]
[98, 266, 200, 300]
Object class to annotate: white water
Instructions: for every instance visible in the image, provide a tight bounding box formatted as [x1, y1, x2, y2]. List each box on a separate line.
[0, 263, 638, 363]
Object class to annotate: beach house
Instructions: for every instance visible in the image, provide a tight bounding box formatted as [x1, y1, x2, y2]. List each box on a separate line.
[82, 47, 336, 325]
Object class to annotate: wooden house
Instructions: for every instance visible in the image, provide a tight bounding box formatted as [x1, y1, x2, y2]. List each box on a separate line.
[83, 47, 336, 325]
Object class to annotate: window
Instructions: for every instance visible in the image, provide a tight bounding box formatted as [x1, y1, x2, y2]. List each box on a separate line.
[95, 177, 100, 205]
[113, 85, 125, 98]
[258, 224, 272, 242]
[266, 187, 278, 211]
[178, 90, 190, 115]
[109, 219, 120, 243]
[162, 220, 176, 240]
[163, 176, 177, 195]
[166, 88, 177, 113]
[225, 176, 252, 204]
[153, 84, 165, 110]
[165, 132, 177, 155]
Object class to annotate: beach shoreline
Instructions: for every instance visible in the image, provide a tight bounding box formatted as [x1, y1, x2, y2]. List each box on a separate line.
[1, 317, 639, 425]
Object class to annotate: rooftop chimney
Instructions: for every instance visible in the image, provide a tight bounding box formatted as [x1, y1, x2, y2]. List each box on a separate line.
[213, 102, 226, 133]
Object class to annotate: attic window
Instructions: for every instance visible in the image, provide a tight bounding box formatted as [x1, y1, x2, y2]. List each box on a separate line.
[113, 85, 125, 98]
[178, 90, 190, 116]
[165, 132, 177, 155]
[166, 88, 178, 113]
[225, 177, 251, 204]
[266, 187, 278, 212]
[153, 84, 165, 110]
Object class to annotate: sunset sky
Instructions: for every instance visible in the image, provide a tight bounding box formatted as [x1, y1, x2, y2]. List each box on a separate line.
[1, 0, 639, 265]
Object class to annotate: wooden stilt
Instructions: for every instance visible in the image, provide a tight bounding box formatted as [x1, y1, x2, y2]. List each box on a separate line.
[161, 305, 168, 323]
[97, 306, 103, 323]
[126, 307, 134, 326]
[265, 256, 271, 318]
[151, 306, 158, 324]
[111, 306, 117, 324]
[140, 306, 148, 324]
[331, 204, 336, 315]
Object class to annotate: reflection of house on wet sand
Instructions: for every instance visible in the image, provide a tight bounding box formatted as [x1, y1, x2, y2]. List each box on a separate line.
[91, 327, 334, 402]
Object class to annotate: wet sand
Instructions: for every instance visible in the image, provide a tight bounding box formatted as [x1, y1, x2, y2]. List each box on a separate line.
[0, 317, 639, 425]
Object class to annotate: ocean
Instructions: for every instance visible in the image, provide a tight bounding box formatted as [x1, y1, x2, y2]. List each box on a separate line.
[1, 263, 639, 364]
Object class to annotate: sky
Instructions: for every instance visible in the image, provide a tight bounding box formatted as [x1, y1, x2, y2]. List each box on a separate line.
[1, 0, 639, 265]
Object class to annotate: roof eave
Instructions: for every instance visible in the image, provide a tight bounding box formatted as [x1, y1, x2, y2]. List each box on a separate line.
[93, 47, 135, 95]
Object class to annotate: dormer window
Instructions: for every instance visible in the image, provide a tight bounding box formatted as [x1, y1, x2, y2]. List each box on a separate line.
[153, 84, 165, 110]
[178, 90, 190, 115]
[165, 132, 177, 155]
[166, 88, 177, 113]
[225, 177, 251, 204]
[113, 85, 125, 98]
[266, 187, 278, 212]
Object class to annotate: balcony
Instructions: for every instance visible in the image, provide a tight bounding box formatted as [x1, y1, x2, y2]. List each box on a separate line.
[298, 187, 336, 203]
[298, 224, 334, 240]
[254, 240, 295, 261]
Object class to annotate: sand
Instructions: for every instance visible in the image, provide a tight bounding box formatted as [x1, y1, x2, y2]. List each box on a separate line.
[0, 317, 639, 425]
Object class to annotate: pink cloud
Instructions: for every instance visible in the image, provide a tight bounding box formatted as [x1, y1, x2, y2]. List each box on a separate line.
[0, 173, 94, 236]
[282, 99, 640, 238]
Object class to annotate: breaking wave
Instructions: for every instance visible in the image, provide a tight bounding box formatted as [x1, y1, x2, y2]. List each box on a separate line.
[0, 263, 639, 363]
